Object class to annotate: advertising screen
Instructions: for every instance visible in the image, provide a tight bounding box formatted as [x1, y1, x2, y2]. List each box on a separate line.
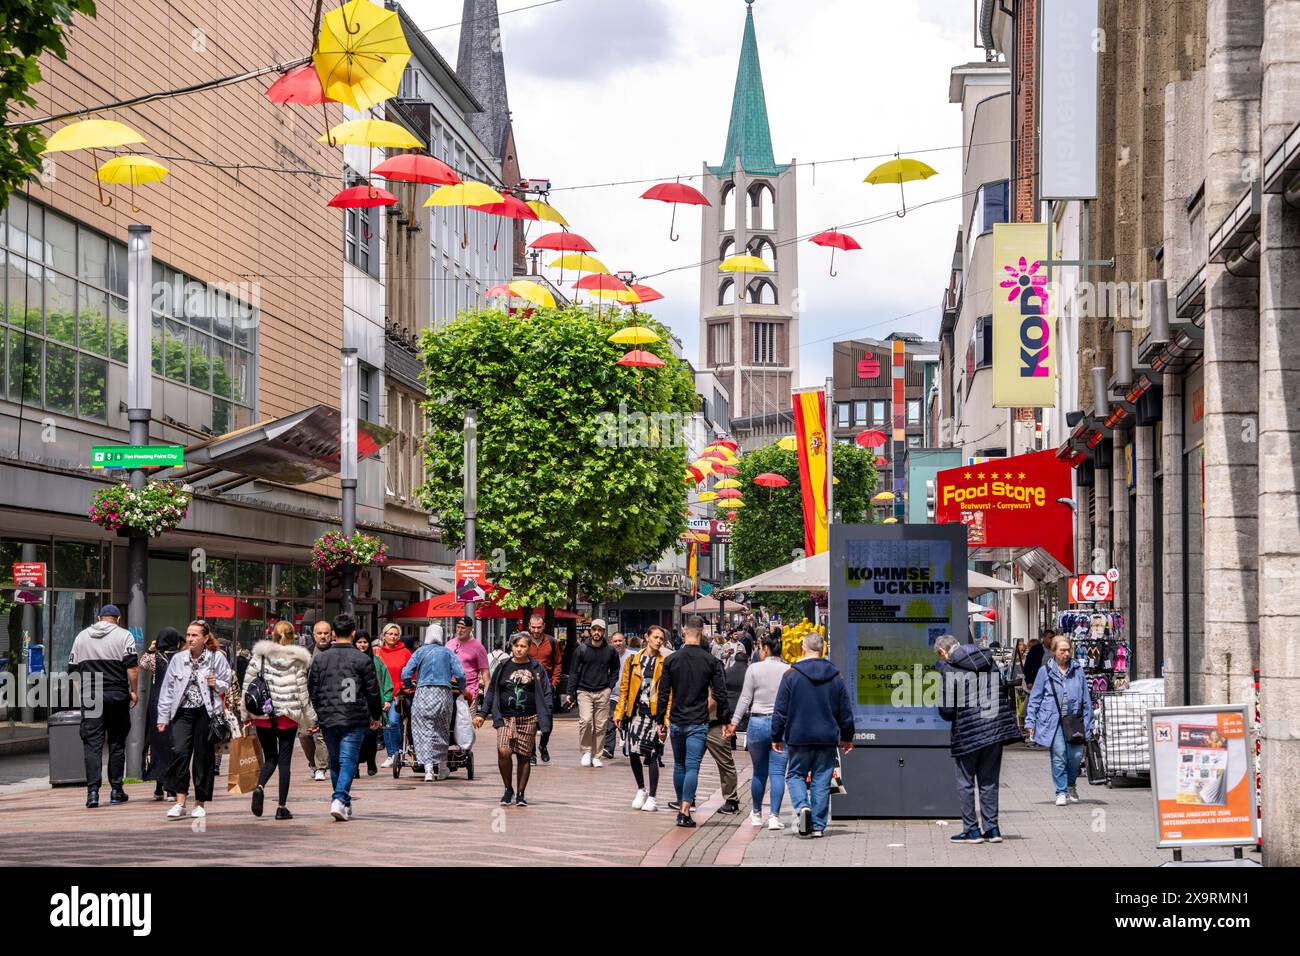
[1148, 705, 1257, 848]
[829, 523, 967, 746]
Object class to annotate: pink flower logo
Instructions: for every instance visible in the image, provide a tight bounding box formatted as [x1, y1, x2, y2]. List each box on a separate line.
[1000, 256, 1049, 309]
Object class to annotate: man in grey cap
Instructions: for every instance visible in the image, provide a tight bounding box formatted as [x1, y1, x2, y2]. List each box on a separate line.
[563, 619, 620, 767]
[68, 605, 139, 808]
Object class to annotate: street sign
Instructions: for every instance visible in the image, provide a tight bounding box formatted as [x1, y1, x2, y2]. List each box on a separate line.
[455, 560, 489, 603]
[1069, 574, 1114, 603]
[11, 562, 46, 588]
[91, 444, 184, 469]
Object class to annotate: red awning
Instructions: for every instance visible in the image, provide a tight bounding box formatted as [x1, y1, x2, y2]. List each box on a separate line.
[195, 589, 265, 620]
[385, 587, 578, 622]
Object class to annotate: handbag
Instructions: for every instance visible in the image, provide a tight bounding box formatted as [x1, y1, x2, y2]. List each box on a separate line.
[243, 656, 274, 721]
[1048, 671, 1086, 745]
[226, 733, 265, 794]
[1085, 735, 1107, 785]
[207, 661, 234, 747]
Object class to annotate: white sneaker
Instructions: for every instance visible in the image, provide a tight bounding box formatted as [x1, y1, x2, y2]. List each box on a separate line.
[380, 756, 394, 769]
[767, 815, 786, 831]
[330, 799, 348, 821]
[424, 768, 434, 783]
[641, 796, 658, 812]
[1055, 792, 1068, 806]
[632, 789, 647, 810]
[344, 804, 353, 820]
[190, 806, 206, 819]
[313, 770, 326, 781]
[1067, 786, 1080, 803]
[166, 804, 187, 820]
[591, 756, 603, 768]
[580, 752, 592, 767]
[750, 810, 764, 827]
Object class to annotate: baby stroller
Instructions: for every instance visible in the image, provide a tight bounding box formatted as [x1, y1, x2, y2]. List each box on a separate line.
[391, 688, 475, 780]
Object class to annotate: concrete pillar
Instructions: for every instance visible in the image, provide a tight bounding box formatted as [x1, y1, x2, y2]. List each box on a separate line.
[1093, 464, 1111, 574]
[1134, 424, 1156, 679]
[1111, 431, 1130, 613]
[1161, 374, 1187, 706]
[1199, 0, 1262, 705]
[1077, 484, 1094, 579]
[1257, 0, 1300, 869]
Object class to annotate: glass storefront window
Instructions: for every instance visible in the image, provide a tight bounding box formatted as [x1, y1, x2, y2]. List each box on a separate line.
[204, 557, 237, 595]
[53, 542, 103, 589]
[237, 559, 266, 595]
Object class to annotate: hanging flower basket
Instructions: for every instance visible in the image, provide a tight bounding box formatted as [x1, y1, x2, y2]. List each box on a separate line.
[311, 531, 388, 573]
[88, 480, 191, 537]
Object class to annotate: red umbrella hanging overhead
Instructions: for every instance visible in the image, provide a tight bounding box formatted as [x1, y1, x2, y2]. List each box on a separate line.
[856, 430, 888, 449]
[471, 193, 539, 220]
[715, 488, 744, 499]
[575, 273, 630, 292]
[875, 456, 888, 467]
[712, 440, 739, 452]
[372, 154, 460, 185]
[529, 231, 595, 253]
[628, 283, 664, 303]
[809, 230, 862, 277]
[641, 179, 711, 241]
[328, 184, 397, 208]
[713, 464, 740, 476]
[485, 284, 511, 297]
[267, 64, 333, 105]
[617, 349, 665, 368]
[753, 473, 790, 488]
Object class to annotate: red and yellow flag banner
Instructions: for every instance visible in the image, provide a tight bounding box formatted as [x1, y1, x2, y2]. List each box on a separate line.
[792, 389, 829, 556]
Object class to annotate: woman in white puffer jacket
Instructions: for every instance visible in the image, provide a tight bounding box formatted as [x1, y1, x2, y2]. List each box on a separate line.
[240, 621, 317, 820]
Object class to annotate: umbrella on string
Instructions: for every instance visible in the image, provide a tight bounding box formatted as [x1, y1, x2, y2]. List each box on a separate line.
[716, 498, 745, 510]
[777, 436, 798, 452]
[864, 156, 938, 218]
[313, 0, 412, 112]
[872, 492, 896, 503]
[504, 280, 555, 308]
[697, 491, 718, 503]
[753, 473, 789, 489]
[882, 517, 898, 524]
[628, 283, 663, 303]
[530, 232, 594, 253]
[42, 120, 148, 207]
[641, 179, 710, 241]
[608, 325, 658, 346]
[328, 184, 397, 208]
[577, 274, 630, 311]
[551, 254, 608, 274]
[713, 464, 739, 476]
[616, 349, 665, 368]
[713, 478, 741, 489]
[809, 230, 862, 277]
[267, 63, 334, 105]
[320, 118, 422, 149]
[715, 489, 743, 500]
[472, 194, 539, 251]
[856, 430, 888, 449]
[372, 154, 460, 185]
[425, 181, 505, 247]
[97, 156, 168, 211]
[875, 456, 888, 467]
[712, 440, 739, 451]
[720, 254, 772, 306]
[526, 200, 569, 227]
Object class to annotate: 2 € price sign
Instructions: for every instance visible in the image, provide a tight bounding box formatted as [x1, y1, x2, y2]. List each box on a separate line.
[1068, 574, 1113, 603]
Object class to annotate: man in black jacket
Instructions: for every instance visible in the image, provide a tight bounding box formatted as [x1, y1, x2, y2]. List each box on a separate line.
[563, 619, 620, 768]
[657, 616, 730, 828]
[307, 614, 381, 822]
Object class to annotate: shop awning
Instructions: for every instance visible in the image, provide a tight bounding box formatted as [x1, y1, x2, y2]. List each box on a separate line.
[385, 588, 579, 622]
[723, 551, 1028, 597]
[681, 594, 748, 614]
[195, 589, 265, 620]
[386, 565, 455, 594]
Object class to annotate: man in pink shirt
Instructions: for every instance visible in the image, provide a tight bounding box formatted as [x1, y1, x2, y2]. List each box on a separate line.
[447, 617, 490, 703]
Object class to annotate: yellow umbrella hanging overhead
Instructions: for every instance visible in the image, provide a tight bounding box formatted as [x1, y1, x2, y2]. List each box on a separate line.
[548, 253, 608, 274]
[608, 326, 659, 346]
[713, 478, 742, 489]
[864, 157, 938, 217]
[42, 119, 146, 153]
[882, 517, 898, 524]
[506, 280, 555, 308]
[95, 156, 168, 211]
[526, 200, 570, 226]
[697, 491, 718, 503]
[424, 181, 505, 207]
[320, 118, 422, 149]
[777, 436, 798, 452]
[716, 498, 746, 509]
[872, 491, 896, 502]
[719, 254, 772, 273]
[314, 0, 412, 111]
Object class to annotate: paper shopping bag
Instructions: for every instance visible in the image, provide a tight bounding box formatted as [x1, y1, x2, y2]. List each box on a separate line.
[226, 733, 264, 794]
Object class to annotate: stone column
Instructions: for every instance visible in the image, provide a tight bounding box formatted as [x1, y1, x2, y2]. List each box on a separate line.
[1093, 462, 1111, 575]
[1161, 373, 1187, 706]
[1200, 0, 1262, 705]
[1134, 423, 1156, 679]
[1257, 0, 1300, 868]
[1077, 484, 1094, 579]
[1111, 431, 1130, 621]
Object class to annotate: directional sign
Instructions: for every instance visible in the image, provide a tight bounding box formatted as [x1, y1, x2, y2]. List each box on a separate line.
[91, 445, 184, 469]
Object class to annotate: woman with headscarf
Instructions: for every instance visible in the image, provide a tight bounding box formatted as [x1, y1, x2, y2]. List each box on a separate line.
[353, 630, 393, 776]
[402, 626, 466, 782]
[141, 627, 183, 801]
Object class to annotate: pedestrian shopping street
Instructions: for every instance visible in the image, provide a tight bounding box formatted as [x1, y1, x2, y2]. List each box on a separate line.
[0, 717, 1229, 867]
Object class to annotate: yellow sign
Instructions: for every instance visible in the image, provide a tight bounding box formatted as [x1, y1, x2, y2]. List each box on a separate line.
[992, 223, 1055, 407]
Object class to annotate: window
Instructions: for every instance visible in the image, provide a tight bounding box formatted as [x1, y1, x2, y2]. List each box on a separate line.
[344, 176, 379, 279]
[708, 322, 732, 365]
[747, 278, 778, 305]
[907, 400, 921, 425]
[752, 321, 777, 364]
[1, 197, 255, 428]
[853, 400, 867, 425]
[872, 400, 886, 424]
[972, 315, 994, 370]
[969, 180, 1009, 238]
[836, 402, 850, 428]
[386, 387, 426, 505]
[908, 435, 922, 449]
[359, 365, 373, 422]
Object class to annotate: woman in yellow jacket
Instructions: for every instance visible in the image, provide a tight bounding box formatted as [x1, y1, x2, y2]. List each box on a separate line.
[615, 625, 671, 812]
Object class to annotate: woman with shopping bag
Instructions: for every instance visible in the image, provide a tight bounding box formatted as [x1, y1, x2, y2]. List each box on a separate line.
[155, 620, 232, 821]
[240, 620, 317, 820]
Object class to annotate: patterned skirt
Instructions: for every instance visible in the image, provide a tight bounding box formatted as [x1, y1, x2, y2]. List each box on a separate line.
[411, 686, 454, 770]
[496, 715, 539, 757]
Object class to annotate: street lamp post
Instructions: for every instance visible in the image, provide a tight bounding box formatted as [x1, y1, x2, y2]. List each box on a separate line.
[124, 225, 152, 777]
[463, 408, 478, 629]
[340, 348, 358, 616]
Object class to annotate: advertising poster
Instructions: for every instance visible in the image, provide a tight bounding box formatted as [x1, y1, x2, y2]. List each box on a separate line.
[991, 223, 1056, 408]
[829, 523, 967, 746]
[1148, 705, 1257, 848]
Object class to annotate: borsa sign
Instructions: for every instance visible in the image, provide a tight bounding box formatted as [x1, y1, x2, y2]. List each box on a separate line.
[992, 223, 1055, 408]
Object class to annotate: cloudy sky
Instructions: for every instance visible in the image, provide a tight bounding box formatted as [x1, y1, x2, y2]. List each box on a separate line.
[407, 0, 982, 386]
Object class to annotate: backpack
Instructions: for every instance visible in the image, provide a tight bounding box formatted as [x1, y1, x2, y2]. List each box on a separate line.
[243, 656, 274, 720]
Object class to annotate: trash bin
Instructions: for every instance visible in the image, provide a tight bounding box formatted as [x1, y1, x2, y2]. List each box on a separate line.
[48, 709, 86, 787]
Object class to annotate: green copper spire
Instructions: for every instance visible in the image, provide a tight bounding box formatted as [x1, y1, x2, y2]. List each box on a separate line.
[711, 2, 787, 177]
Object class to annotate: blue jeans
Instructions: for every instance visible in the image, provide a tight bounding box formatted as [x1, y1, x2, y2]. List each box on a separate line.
[746, 715, 786, 817]
[1049, 724, 1084, 794]
[669, 722, 709, 806]
[323, 725, 366, 807]
[785, 745, 837, 833]
[383, 702, 403, 756]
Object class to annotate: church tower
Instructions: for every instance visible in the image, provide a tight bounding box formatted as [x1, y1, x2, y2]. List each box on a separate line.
[698, 0, 799, 440]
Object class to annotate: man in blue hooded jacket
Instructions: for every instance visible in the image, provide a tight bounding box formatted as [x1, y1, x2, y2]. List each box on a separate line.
[771, 632, 854, 838]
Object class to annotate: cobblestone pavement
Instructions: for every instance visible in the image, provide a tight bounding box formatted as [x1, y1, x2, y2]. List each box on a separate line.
[0, 727, 1239, 866]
